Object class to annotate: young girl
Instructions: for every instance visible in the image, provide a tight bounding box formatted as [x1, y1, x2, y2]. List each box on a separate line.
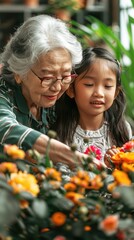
[51, 47, 132, 165]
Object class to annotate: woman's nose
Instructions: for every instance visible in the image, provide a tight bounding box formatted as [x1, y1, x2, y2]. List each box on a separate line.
[50, 80, 62, 91]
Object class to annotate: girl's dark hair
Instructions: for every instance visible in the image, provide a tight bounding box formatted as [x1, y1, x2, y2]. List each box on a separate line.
[51, 47, 130, 146]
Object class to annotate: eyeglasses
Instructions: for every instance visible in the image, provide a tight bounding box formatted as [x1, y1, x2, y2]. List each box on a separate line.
[31, 69, 78, 87]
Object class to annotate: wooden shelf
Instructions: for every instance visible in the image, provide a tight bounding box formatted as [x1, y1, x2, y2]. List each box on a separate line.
[0, 4, 47, 20]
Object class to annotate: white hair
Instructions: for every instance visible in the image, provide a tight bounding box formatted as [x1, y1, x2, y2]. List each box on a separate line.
[2, 14, 82, 76]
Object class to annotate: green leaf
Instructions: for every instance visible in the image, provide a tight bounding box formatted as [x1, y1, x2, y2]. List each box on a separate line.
[0, 189, 20, 234]
[114, 186, 134, 209]
[32, 199, 48, 218]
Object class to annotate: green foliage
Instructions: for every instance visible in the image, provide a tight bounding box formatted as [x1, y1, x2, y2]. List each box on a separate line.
[46, 0, 82, 14]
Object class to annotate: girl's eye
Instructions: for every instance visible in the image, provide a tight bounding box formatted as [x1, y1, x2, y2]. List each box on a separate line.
[84, 83, 94, 87]
[105, 85, 114, 89]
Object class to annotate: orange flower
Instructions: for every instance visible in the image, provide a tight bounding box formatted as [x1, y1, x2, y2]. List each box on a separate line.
[49, 180, 61, 189]
[41, 228, 50, 233]
[89, 175, 103, 190]
[51, 212, 66, 226]
[112, 152, 134, 164]
[112, 169, 131, 186]
[20, 199, 29, 209]
[8, 171, 39, 196]
[0, 162, 18, 173]
[84, 225, 91, 231]
[4, 144, 25, 159]
[122, 162, 134, 172]
[64, 182, 77, 192]
[99, 215, 119, 235]
[111, 152, 125, 164]
[107, 182, 117, 192]
[44, 168, 61, 181]
[65, 192, 84, 204]
[70, 170, 90, 188]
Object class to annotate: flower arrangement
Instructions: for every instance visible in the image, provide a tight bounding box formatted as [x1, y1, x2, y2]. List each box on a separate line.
[1, 138, 134, 240]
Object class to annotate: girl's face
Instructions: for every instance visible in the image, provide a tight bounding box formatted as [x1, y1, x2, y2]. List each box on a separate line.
[15, 48, 72, 109]
[67, 59, 119, 119]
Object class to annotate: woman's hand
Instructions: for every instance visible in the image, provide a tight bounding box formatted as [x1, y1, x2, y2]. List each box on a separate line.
[33, 134, 84, 170]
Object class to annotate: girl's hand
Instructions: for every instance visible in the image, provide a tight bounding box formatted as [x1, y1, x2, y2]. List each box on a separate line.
[104, 145, 120, 169]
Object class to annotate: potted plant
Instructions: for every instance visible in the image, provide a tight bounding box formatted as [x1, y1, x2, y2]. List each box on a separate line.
[46, 0, 86, 21]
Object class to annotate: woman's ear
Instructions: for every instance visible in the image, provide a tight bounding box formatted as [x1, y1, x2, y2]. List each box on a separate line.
[14, 74, 22, 84]
[66, 84, 75, 98]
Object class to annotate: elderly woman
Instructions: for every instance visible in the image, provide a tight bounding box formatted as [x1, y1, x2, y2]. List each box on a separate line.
[0, 14, 83, 169]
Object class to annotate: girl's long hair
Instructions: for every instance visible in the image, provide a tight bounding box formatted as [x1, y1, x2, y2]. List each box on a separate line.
[51, 47, 130, 146]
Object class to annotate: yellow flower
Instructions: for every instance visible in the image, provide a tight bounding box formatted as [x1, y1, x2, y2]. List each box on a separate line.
[4, 144, 25, 159]
[112, 169, 131, 186]
[8, 171, 39, 196]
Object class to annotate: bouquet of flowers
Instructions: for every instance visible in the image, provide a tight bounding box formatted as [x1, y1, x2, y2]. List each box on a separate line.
[0, 137, 134, 240]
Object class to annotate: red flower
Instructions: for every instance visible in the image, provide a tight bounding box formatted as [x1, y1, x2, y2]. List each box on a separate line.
[122, 140, 134, 152]
[84, 145, 102, 160]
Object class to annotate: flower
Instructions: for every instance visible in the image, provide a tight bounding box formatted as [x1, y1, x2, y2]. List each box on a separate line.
[4, 144, 25, 159]
[111, 140, 134, 169]
[99, 215, 119, 236]
[0, 141, 134, 240]
[51, 212, 66, 226]
[84, 145, 104, 170]
[8, 171, 40, 196]
[84, 145, 102, 160]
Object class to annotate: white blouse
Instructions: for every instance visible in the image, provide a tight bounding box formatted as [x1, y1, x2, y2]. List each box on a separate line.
[73, 121, 132, 163]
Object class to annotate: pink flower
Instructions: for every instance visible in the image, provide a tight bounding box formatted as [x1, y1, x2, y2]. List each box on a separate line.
[84, 145, 102, 160]
[53, 236, 66, 240]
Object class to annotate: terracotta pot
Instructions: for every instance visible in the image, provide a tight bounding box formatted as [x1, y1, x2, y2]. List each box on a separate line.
[23, 0, 39, 6]
[55, 9, 71, 21]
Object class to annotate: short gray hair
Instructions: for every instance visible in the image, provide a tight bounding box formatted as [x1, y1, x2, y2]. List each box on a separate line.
[2, 14, 82, 76]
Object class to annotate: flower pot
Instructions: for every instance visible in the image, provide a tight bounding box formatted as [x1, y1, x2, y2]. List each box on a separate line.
[23, 0, 39, 6]
[55, 9, 71, 21]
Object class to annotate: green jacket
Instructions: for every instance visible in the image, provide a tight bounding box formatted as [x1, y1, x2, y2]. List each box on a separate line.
[0, 79, 54, 151]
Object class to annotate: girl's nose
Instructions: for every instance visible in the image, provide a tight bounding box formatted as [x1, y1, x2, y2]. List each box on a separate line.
[93, 87, 104, 97]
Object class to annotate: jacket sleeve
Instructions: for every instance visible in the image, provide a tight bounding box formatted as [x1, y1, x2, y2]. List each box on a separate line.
[0, 93, 41, 151]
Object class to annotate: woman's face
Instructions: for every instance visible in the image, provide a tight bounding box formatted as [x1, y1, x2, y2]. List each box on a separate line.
[68, 59, 118, 119]
[16, 48, 73, 109]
